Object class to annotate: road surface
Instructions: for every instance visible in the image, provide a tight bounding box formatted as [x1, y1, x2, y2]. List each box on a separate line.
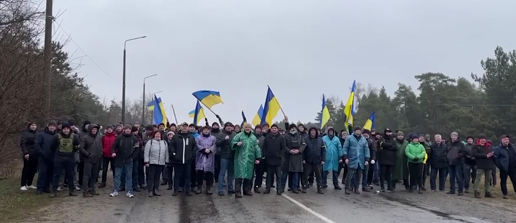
[26, 185, 512, 223]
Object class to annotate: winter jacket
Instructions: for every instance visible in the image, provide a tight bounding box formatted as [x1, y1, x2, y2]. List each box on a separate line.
[303, 131, 326, 165]
[405, 142, 426, 163]
[366, 137, 377, 161]
[283, 132, 306, 173]
[169, 132, 197, 164]
[112, 133, 138, 167]
[50, 132, 80, 160]
[35, 128, 56, 161]
[446, 140, 466, 166]
[471, 141, 494, 170]
[79, 124, 102, 163]
[376, 136, 397, 166]
[144, 139, 169, 165]
[464, 143, 476, 165]
[262, 133, 287, 166]
[211, 128, 224, 154]
[429, 142, 448, 169]
[342, 133, 370, 169]
[20, 124, 38, 156]
[195, 133, 217, 173]
[215, 130, 237, 159]
[323, 133, 343, 171]
[494, 143, 516, 172]
[101, 132, 116, 157]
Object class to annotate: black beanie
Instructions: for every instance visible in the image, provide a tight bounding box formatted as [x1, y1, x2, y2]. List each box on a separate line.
[289, 124, 297, 130]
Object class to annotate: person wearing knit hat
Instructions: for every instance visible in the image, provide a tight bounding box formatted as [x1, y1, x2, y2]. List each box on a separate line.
[392, 130, 409, 190]
[262, 123, 285, 195]
[470, 133, 495, 198]
[447, 131, 467, 195]
[282, 122, 305, 194]
[376, 127, 396, 192]
[361, 128, 376, 192]
[216, 120, 238, 196]
[463, 135, 476, 193]
[406, 134, 426, 193]
[35, 120, 59, 194]
[342, 126, 369, 194]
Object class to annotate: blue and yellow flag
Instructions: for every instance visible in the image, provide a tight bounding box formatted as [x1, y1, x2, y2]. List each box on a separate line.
[152, 95, 167, 125]
[344, 80, 356, 128]
[261, 86, 282, 125]
[147, 97, 161, 111]
[190, 101, 205, 125]
[241, 111, 247, 127]
[252, 105, 264, 127]
[321, 94, 330, 128]
[363, 111, 376, 131]
[192, 90, 223, 109]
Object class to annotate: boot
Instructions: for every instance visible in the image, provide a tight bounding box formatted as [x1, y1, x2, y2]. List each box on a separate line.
[317, 186, 324, 194]
[206, 186, 213, 195]
[83, 191, 93, 197]
[89, 189, 100, 196]
[49, 192, 57, 198]
[276, 189, 282, 195]
[167, 185, 173, 190]
[354, 188, 361, 194]
[345, 188, 351, 195]
[418, 188, 423, 194]
[235, 192, 243, 198]
[254, 187, 261, 193]
[98, 183, 106, 188]
[133, 187, 141, 192]
[474, 191, 481, 198]
[301, 187, 307, 193]
[195, 187, 202, 194]
[153, 190, 161, 196]
[148, 191, 154, 197]
[362, 187, 370, 192]
[264, 188, 271, 194]
[185, 191, 193, 196]
[485, 192, 494, 198]
[292, 188, 299, 194]
[69, 191, 78, 196]
[243, 191, 253, 196]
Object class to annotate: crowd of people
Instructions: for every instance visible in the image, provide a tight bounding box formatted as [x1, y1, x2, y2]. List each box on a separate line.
[19, 116, 516, 200]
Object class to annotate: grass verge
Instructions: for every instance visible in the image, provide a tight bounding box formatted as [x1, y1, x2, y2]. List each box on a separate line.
[0, 178, 50, 223]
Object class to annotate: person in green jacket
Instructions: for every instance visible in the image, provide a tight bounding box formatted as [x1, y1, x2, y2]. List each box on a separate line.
[392, 131, 409, 190]
[405, 134, 426, 194]
[231, 123, 261, 198]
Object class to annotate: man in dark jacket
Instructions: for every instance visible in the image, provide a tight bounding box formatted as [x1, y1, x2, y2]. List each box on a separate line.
[301, 127, 325, 194]
[211, 122, 223, 184]
[282, 124, 306, 194]
[446, 132, 466, 196]
[494, 135, 516, 199]
[361, 129, 376, 192]
[120, 126, 143, 192]
[262, 124, 286, 195]
[253, 125, 267, 193]
[377, 129, 397, 192]
[463, 136, 477, 193]
[50, 123, 80, 197]
[471, 134, 494, 198]
[36, 120, 57, 194]
[79, 124, 102, 197]
[20, 122, 39, 191]
[429, 134, 448, 191]
[110, 125, 138, 198]
[170, 122, 197, 196]
[215, 122, 237, 196]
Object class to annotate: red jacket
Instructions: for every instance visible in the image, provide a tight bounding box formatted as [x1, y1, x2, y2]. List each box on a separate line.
[102, 132, 117, 157]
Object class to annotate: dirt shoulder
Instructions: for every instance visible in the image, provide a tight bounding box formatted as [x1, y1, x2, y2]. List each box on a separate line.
[0, 178, 51, 223]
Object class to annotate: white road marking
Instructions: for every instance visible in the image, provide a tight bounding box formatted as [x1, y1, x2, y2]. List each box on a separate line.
[269, 187, 336, 223]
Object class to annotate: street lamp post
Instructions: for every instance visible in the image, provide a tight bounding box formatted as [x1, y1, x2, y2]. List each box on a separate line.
[150, 91, 163, 124]
[121, 35, 147, 124]
[142, 74, 158, 125]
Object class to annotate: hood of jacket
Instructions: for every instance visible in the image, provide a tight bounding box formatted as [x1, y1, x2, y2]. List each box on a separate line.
[308, 127, 319, 138]
[88, 123, 100, 137]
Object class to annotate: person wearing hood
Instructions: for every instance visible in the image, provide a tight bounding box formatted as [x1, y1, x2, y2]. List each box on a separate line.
[405, 134, 426, 194]
[99, 125, 116, 188]
[110, 125, 139, 198]
[50, 123, 80, 197]
[471, 134, 495, 198]
[20, 122, 39, 191]
[446, 132, 466, 196]
[36, 120, 57, 194]
[376, 128, 397, 192]
[322, 126, 343, 190]
[79, 123, 102, 197]
[170, 122, 197, 196]
[262, 124, 287, 195]
[211, 122, 223, 184]
[76, 120, 91, 192]
[392, 131, 409, 190]
[463, 136, 476, 193]
[252, 124, 267, 193]
[194, 125, 217, 195]
[144, 131, 169, 197]
[187, 123, 200, 191]
[337, 130, 348, 185]
[343, 126, 370, 195]
[493, 135, 516, 199]
[429, 134, 448, 192]
[231, 123, 261, 198]
[281, 124, 306, 194]
[216, 122, 237, 196]
[301, 127, 325, 194]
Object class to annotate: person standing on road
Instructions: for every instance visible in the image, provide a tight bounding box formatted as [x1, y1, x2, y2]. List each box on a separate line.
[282, 124, 306, 194]
[144, 131, 169, 197]
[110, 125, 138, 198]
[343, 127, 370, 195]
[360, 129, 376, 192]
[262, 124, 286, 195]
[231, 123, 261, 198]
[471, 134, 495, 198]
[494, 135, 516, 199]
[79, 124, 102, 197]
[376, 128, 397, 192]
[392, 131, 409, 190]
[49, 123, 80, 198]
[301, 127, 325, 194]
[463, 136, 477, 194]
[20, 122, 39, 191]
[195, 126, 217, 195]
[429, 134, 448, 192]
[99, 126, 116, 188]
[418, 135, 430, 191]
[165, 131, 175, 190]
[170, 122, 197, 196]
[447, 132, 466, 196]
[211, 122, 223, 184]
[216, 122, 237, 196]
[253, 125, 266, 193]
[405, 134, 426, 194]
[36, 120, 57, 194]
[322, 127, 343, 190]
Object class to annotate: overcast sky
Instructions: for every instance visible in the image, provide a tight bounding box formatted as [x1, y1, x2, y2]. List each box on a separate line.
[53, 0, 516, 124]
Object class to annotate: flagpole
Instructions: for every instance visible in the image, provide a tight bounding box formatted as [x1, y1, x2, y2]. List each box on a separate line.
[170, 104, 178, 124]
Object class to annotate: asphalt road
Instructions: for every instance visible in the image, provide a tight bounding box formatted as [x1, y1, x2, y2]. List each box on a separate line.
[29, 184, 507, 223]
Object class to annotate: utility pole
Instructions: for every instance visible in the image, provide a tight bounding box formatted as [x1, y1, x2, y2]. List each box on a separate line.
[43, 0, 53, 120]
[121, 36, 146, 124]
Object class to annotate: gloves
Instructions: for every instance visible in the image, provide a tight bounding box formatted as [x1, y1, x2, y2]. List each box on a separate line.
[413, 157, 419, 162]
[371, 160, 375, 165]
